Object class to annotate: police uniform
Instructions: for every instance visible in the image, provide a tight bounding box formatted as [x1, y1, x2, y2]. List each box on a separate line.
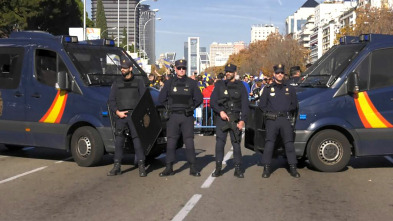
[107, 59, 147, 177]
[258, 64, 300, 178]
[158, 59, 203, 177]
[210, 63, 250, 178]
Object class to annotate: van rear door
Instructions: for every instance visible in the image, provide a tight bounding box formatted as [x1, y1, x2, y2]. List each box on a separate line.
[0, 47, 28, 145]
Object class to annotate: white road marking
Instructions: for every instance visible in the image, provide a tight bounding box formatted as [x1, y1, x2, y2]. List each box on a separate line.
[201, 173, 216, 189]
[222, 150, 233, 165]
[55, 157, 74, 164]
[201, 151, 233, 189]
[171, 194, 202, 221]
[0, 166, 47, 184]
[384, 156, 393, 164]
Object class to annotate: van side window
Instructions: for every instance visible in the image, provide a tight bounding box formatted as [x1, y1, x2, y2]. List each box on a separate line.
[354, 55, 370, 91]
[0, 48, 24, 89]
[370, 48, 393, 89]
[35, 50, 58, 87]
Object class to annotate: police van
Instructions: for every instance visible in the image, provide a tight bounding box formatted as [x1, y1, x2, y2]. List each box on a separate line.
[245, 34, 393, 172]
[0, 31, 167, 167]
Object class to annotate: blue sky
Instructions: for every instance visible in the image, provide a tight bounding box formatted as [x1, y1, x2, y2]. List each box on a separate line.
[86, 0, 312, 59]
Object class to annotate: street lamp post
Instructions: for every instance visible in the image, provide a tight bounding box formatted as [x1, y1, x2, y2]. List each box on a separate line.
[143, 18, 161, 60]
[101, 27, 117, 38]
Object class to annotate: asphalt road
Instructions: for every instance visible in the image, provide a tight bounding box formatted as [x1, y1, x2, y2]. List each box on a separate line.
[1, 135, 392, 221]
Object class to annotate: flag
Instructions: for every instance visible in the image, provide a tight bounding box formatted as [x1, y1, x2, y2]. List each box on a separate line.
[259, 70, 264, 80]
[163, 59, 171, 69]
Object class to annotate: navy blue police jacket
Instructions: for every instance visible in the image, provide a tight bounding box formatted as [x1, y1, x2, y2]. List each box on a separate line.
[258, 81, 298, 113]
[158, 75, 203, 110]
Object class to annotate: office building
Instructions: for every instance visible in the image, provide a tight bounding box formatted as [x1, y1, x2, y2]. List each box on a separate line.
[251, 24, 279, 42]
[209, 41, 245, 67]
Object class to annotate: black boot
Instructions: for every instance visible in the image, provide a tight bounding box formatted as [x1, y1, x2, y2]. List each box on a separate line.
[289, 164, 300, 178]
[262, 164, 271, 178]
[211, 161, 223, 177]
[189, 163, 201, 177]
[234, 164, 244, 178]
[159, 163, 174, 177]
[107, 160, 121, 176]
[138, 160, 147, 177]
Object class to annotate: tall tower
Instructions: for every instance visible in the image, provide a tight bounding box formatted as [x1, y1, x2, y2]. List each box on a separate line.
[187, 37, 200, 76]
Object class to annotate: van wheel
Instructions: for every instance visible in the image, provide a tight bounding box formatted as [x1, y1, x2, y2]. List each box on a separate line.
[307, 130, 351, 172]
[71, 126, 104, 167]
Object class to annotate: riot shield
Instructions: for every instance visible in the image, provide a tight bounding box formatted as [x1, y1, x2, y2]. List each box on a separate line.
[131, 90, 162, 155]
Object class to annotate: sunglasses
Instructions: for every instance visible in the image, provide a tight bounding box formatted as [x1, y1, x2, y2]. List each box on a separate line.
[275, 72, 285, 75]
[177, 67, 186, 70]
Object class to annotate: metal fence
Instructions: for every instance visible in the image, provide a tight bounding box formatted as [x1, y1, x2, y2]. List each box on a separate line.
[194, 98, 215, 129]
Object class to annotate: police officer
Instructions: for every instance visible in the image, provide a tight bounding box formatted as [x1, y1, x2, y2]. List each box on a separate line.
[288, 66, 301, 86]
[107, 59, 147, 177]
[158, 59, 203, 177]
[259, 64, 300, 178]
[210, 64, 249, 178]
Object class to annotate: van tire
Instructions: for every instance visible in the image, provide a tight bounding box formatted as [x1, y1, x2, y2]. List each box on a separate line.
[71, 126, 104, 167]
[307, 130, 351, 172]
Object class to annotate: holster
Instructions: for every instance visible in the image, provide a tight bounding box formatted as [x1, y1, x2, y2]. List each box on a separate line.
[184, 108, 194, 117]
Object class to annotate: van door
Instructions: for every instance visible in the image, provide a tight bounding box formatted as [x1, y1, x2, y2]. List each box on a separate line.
[25, 49, 70, 149]
[0, 47, 28, 145]
[352, 48, 393, 156]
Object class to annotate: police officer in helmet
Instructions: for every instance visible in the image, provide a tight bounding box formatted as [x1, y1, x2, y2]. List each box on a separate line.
[210, 63, 249, 178]
[158, 59, 203, 177]
[258, 64, 300, 178]
[107, 59, 147, 177]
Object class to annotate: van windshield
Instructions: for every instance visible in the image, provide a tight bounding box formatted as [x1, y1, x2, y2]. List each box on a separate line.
[300, 44, 365, 88]
[64, 44, 135, 86]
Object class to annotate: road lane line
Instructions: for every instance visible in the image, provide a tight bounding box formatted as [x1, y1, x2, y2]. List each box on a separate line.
[0, 166, 47, 184]
[55, 157, 74, 164]
[384, 156, 393, 164]
[222, 150, 233, 165]
[201, 173, 216, 189]
[172, 194, 202, 221]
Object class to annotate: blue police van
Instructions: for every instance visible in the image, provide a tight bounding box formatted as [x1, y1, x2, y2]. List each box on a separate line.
[0, 31, 167, 167]
[245, 34, 393, 172]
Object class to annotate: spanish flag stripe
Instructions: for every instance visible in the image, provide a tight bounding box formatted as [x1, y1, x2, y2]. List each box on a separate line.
[39, 90, 68, 123]
[39, 90, 61, 123]
[355, 92, 389, 128]
[354, 94, 372, 128]
[54, 92, 68, 123]
[363, 92, 393, 127]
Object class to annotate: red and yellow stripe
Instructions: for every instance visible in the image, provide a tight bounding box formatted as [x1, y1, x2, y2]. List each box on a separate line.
[354, 91, 393, 128]
[39, 90, 68, 123]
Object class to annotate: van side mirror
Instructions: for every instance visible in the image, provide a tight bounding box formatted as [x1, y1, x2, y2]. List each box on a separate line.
[57, 71, 70, 90]
[347, 72, 359, 94]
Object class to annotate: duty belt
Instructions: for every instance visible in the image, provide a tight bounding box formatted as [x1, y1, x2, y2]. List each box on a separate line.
[170, 110, 186, 114]
[274, 112, 291, 117]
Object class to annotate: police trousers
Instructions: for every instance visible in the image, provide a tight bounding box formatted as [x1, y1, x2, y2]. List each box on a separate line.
[215, 117, 242, 165]
[262, 117, 297, 165]
[165, 113, 197, 164]
[114, 114, 145, 162]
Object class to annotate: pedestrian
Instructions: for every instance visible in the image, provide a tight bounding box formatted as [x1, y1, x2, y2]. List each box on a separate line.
[158, 59, 203, 177]
[210, 63, 250, 178]
[288, 66, 301, 86]
[202, 78, 215, 136]
[258, 64, 300, 178]
[107, 59, 147, 177]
